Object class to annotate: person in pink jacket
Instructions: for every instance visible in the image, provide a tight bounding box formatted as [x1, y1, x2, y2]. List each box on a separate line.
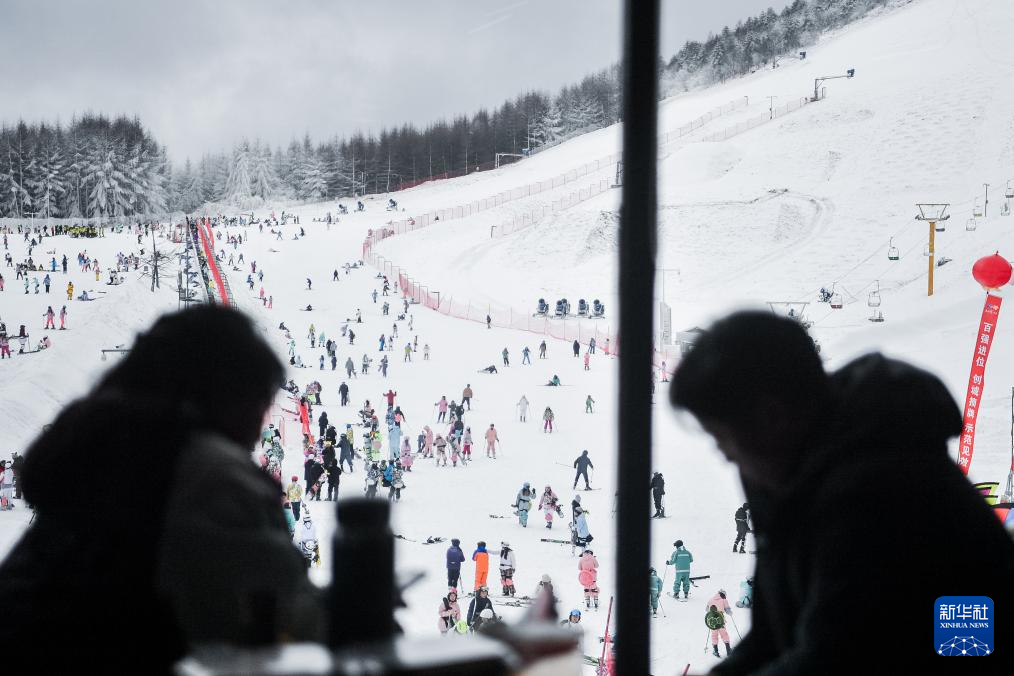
[438, 590, 461, 635]
[434, 396, 449, 423]
[539, 485, 561, 528]
[484, 424, 499, 458]
[578, 549, 600, 610]
[706, 589, 733, 615]
[400, 438, 414, 471]
[423, 425, 434, 458]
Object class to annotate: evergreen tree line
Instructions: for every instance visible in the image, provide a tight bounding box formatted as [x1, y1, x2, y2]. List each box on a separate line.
[663, 0, 891, 89]
[0, 114, 169, 220]
[0, 0, 890, 217]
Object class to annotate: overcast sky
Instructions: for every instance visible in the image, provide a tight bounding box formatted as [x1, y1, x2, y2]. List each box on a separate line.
[1, 0, 785, 162]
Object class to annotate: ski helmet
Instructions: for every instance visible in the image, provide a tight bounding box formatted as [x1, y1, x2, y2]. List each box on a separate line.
[574, 495, 582, 503]
[569, 609, 582, 619]
[291, 475, 299, 482]
[674, 540, 683, 548]
[523, 481, 530, 488]
[541, 574, 552, 583]
[718, 590, 727, 598]
[478, 585, 489, 593]
[451, 538, 460, 546]
[501, 541, 510, 548]
[649, 567, 656, 574]
[479, 609, 494, 620]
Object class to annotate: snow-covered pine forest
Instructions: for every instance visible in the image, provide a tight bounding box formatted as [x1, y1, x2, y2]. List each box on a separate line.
[0, 0, 897, 218]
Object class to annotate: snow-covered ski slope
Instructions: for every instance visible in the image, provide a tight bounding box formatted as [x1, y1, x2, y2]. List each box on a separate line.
[2, 0, 1014, 672]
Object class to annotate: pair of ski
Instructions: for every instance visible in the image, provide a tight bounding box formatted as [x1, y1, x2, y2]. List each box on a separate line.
[394, 534, 445, 545]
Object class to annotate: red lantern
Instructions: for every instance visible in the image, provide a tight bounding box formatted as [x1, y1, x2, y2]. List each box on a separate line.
[972, 252, 1013, 291]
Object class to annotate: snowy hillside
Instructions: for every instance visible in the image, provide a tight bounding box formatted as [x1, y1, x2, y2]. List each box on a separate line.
[2, 0, 1013, 672]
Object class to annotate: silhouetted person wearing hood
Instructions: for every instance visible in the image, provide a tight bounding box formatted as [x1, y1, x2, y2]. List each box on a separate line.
[0, 306, 321, 672]
[670, 311, 1014, 674]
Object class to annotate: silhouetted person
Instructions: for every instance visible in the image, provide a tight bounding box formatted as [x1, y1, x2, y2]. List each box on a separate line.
[0, 306, 321, 672]
[670, 311, 1014, 674]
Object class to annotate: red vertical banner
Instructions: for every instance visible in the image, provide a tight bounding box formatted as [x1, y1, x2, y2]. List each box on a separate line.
[958, 294, 1003, 474]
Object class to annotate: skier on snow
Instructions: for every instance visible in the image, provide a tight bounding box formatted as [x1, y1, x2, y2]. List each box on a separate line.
[514, 482, 534, 527]
[666, 540, 693, 600]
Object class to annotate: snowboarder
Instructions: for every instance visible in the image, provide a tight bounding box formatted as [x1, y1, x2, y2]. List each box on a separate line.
[339, 381, 350, 406]
[573, 450, 593, 490]
[585, 395, 595, 413]
[514, 482, 534, 527]
[572, 339, 580, 357]
[472, 541, 490, 590]
[517, 395, 529, 422]
[650, 472, 665, 518]
[539, 486, 561, 528]
[365, 462, 381, 498]
[539, 340, 547, 359]
[734, 502, 751, 553]
[543, 406, 555, 433]
[484, 424, 499, 458]
[705, 604, 732, 657]
[666, 540, 693, 599]
[446, 538, 466, 588]
[499, 542, 517, 596]
[438, 590, 462, 635]
[649, 567, 663, 616]
[346, 357, 356, 378]
[578, 548, 599, 609]
[502, 347, 509, 366]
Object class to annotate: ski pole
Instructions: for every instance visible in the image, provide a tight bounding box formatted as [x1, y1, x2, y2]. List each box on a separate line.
[729, 613, 743, 640]
[656, 595, 667, 619]
[704, 628, 711, 654]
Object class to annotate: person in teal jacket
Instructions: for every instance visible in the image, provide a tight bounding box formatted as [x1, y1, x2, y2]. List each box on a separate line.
[666, 539, 693, 599]
[649, 567, 663, 616]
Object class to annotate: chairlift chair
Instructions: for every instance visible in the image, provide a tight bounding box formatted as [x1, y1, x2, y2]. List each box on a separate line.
[1005, 180, 1013, 199]
[887, 238, 900, 261]
[934, 219, 946, 232]
[973, 199, 984, 218]
[966, 218, 977, 232]
[830, 293, 843, 310]
[868, 281, 881, 308]
[869, 309, 884, 323]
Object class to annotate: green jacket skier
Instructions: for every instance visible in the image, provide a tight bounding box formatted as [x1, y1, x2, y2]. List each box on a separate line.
[705, 604, 732, 657]
[666, 540, 693, 599]
[649, 567, 663, 615]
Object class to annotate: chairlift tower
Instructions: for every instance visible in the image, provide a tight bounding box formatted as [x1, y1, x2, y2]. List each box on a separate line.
[915, 203, 950, 296]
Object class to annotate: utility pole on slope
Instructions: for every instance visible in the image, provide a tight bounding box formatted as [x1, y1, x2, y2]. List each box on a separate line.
[984, 183, 990, 218]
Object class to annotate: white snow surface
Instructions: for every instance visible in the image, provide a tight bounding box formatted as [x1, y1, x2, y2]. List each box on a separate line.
[2, 0, 1014, 671]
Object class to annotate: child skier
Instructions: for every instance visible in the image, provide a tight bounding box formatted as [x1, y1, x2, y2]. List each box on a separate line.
[649, 567, 663, 616]
[484, 424, 499, 458]
[705, 604, 732, 657]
